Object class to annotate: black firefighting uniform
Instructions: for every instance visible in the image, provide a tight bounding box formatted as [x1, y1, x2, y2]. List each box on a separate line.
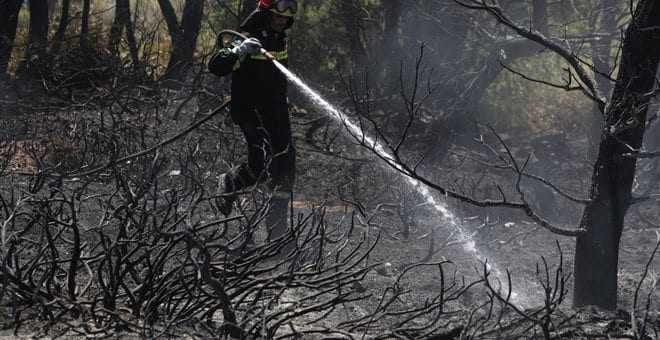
[208, 9, 295, 197]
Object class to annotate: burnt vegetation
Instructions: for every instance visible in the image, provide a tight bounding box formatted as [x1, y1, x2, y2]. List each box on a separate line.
[0, 0, 659, 339]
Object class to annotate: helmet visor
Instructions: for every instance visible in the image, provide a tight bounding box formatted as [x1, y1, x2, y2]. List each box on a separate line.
[273, 0, 297, 17]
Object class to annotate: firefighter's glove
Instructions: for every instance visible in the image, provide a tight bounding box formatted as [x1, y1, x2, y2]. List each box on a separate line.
[232, 38, 263, 58]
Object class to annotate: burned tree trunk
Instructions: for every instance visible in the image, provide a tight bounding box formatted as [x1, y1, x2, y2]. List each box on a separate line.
[51, 0, 70, 55]
[0, 0, 23, 75]
[25, 0, 49, 63]
[573, 0, 660, 309]
[109, 0, 125, 54]
[80, 0, 91, 49]
[123, 4, 139, 67]
[592, 0, 617, 101]
[178, 0, 204, 65]
[588, 0, 618, 161]
[109, 0, 139, 66]
[158, 0, 204, 80]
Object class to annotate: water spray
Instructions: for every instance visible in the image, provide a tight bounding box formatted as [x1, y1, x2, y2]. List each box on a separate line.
[218, 29, 530, 306]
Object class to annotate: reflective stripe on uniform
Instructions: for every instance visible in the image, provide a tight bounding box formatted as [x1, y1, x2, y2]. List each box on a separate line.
[250, 50, 288, 61]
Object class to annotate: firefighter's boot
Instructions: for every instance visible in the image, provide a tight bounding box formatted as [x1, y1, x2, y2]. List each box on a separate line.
[266, 191, 295, 257]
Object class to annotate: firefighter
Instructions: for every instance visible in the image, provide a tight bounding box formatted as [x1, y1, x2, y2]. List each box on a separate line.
[208, 0, 297, 245]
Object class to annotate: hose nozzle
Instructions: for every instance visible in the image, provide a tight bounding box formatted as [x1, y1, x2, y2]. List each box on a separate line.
[218, 30, 276, 61]
[260, 48, 275, 60]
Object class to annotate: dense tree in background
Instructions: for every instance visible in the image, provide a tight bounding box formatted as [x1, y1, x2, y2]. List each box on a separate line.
[158, 0, 204, 80]
[0, 0, 23, 75]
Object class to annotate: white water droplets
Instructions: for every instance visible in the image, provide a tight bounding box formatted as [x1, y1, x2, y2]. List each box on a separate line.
[274, 61, 528, 307]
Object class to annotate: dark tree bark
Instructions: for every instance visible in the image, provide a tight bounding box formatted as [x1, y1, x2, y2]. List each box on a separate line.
[51, 0, 70, 55]
[158, 0, 204, 80]
[573, 0, 660, 309]
[179, 0, 204, 57]
[109, 0, 126, 55]
[109, 0, 139, 66]
[25, 0, 49, 62]
[591, 0, 617, 98]
[0, 0, 23, 75]
[158, 0, 179, 38]
[123, 7, 139, 66]
[588, 0, 618, 161]
[80, 0, 91, 49]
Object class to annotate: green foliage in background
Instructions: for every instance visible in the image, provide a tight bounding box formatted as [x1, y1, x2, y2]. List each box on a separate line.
[2, 0, 629, 142]
[484, 55, 592, 134]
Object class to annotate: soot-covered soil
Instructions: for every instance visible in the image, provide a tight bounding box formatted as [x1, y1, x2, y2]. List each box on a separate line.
[0, 84, 658, 339]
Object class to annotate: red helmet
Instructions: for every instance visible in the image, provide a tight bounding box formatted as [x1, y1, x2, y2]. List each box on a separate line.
[257, 0, 297, 17]
[257, 0, 274, 8]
